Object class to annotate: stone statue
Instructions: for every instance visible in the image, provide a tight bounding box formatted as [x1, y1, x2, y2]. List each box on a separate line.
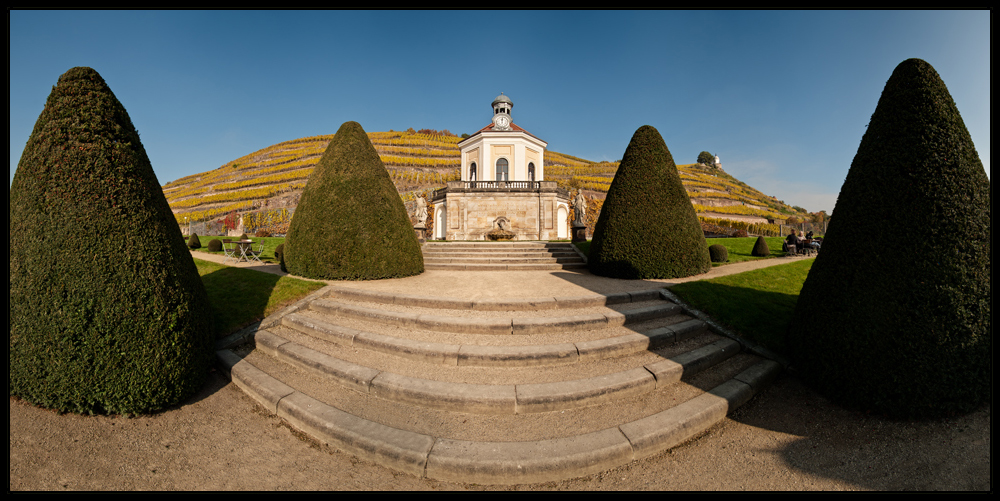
[415, 196, 428, 226]
[573, 191, 587, 226]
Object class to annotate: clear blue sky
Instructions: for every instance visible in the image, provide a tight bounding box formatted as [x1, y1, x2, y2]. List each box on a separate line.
[10, 10, 990, 214]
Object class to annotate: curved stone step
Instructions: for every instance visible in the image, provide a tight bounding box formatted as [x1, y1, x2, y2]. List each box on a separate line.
[326, 286, 665, 311]
[217, 348, 782, 484]
[281, 310, 707, 367]
[308, 297, 682, 335]
[251, 328, 740, 414]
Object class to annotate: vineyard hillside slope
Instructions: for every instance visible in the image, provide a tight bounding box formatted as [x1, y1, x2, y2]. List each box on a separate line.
[163, 129, 810, 236]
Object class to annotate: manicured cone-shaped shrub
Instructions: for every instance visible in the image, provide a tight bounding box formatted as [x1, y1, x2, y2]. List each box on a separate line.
[284, 121, 423, 279]
[188, 232, 202, 249]
[589, 125, 711, 279]
[789, 59, 990, 418]
[9, 67, 215, 415]
[751, 236, 770, 257]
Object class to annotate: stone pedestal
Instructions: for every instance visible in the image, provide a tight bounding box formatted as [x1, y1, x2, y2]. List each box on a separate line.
[413, 225, 426, 245]
[571, 223, 588, 243]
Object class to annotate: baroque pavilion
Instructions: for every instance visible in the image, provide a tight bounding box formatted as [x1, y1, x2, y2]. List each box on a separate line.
[430, 94, 571, 241]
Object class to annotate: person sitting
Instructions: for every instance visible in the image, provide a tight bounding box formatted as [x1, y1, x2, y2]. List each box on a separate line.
[803, 231, 820, 250]
[793, 231, 814, 256]
[785, 231, 800, 256]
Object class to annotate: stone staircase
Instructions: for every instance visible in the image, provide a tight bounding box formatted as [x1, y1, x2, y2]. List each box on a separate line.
[216, 284, 782, 484]
[421, 241, 587, 271]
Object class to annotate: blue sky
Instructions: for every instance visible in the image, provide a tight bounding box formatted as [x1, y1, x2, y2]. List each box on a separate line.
[9, 10, 990, 213]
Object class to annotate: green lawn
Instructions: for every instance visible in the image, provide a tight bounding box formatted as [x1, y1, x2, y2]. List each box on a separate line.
[194, 257, 325, 338]
[669, 259, 814, 356]
[705, 236, 790, 264]
[575, 236, 810, 356]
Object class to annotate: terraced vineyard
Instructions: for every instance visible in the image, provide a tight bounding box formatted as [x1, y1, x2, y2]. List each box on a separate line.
[164, 129, 804, 237]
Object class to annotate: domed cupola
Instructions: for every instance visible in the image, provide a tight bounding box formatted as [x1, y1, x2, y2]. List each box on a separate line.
[491, 93, 513, 131]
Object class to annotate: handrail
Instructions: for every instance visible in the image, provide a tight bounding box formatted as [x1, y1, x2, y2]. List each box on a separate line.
[463, 181, 540, 189]
[430, 181, 570, 201]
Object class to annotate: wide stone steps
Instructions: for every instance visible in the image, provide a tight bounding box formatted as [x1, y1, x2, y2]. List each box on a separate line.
[216, 285, 781, 484]
[424, 251, 581, 258]
[421, 241, 586, 271]
[280, 310, 708, 367]
[251, 326, 744, 415]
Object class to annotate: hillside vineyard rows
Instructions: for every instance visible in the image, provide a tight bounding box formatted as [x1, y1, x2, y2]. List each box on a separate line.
[163, 130, 805, 233]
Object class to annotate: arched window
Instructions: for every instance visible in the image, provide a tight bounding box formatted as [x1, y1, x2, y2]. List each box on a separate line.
[528, 162, 535, 182]
[469, 162, 477, 181]
[496, 158, 508, 181]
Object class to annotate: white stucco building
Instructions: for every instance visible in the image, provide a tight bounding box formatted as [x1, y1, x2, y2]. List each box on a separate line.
[430, 94, 571, 240]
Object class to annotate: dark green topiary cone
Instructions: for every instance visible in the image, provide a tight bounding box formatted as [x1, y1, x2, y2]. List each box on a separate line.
[284, 121, 423, 280]
[589, 125, 711, 279]
[751, 236, 770, 257]
[788, 59, 990, 418]
[9, 67, 215, 415]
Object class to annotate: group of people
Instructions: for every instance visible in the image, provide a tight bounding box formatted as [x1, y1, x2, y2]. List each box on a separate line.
[786, 230, 822, 255]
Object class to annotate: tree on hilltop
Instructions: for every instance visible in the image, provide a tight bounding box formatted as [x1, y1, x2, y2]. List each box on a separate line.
[697, 151, 715, 166]
[589, 125, 711, 279]
[788, 58, 991, 418]
[10, 67, 215, 415]
[284, 121, 423, 280]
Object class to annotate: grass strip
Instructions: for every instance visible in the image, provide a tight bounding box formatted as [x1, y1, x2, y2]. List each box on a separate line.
[194, 258, 326, 337]
[668, 259, 813, 356]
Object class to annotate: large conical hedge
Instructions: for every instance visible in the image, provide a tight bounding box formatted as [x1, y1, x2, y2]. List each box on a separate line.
[589, 125, 711, 279]
[284, 121, 423, 280]
[788, 59, 991, 418]
[9, 67, 215, 415]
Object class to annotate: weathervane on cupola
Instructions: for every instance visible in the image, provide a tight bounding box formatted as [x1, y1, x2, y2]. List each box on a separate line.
[491, 92, 513, 131]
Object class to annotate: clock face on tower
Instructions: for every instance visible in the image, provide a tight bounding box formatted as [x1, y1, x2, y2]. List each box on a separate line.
[494, 115, 510, 129]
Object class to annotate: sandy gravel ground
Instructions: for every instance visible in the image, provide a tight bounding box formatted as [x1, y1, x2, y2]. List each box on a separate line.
[10, 253, 991, 490]
[9, 371, 989, 491]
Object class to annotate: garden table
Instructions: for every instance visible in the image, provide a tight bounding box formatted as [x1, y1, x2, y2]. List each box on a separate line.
[236, 240, 254, 262]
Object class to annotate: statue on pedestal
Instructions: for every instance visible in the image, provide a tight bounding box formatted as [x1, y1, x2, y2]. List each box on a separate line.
[573, 191, 587, 227]
[415, 195, 428, 227]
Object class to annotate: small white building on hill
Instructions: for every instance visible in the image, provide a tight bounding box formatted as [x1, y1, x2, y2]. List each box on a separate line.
[430, 94, 571, 240]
